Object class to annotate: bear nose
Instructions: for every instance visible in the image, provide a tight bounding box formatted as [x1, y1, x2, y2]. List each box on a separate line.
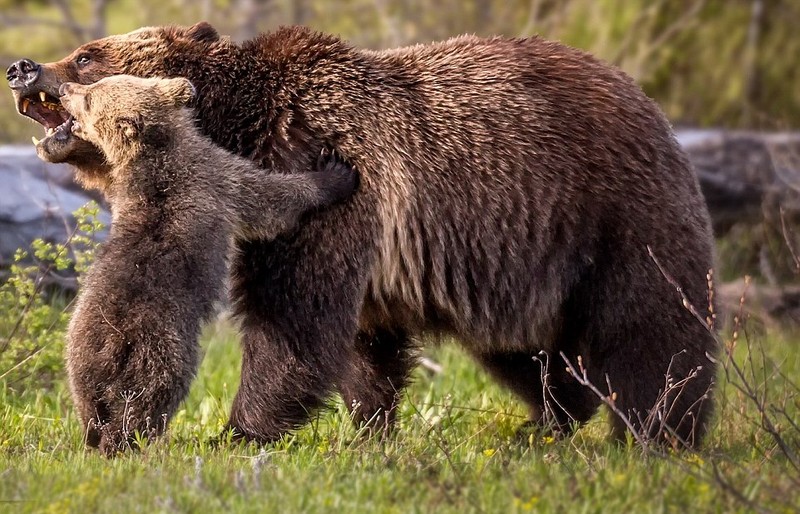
[6, 58, 41, 90]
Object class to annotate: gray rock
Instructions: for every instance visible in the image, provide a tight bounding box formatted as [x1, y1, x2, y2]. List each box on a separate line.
[0, 145, 110, 283]
[678, 129, 800, 235]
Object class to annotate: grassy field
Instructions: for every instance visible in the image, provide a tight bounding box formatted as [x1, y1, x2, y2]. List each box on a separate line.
[1, 313, 798, 513]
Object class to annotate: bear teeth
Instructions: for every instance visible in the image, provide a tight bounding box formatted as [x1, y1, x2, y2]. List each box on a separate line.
[39, 91, 46, 102]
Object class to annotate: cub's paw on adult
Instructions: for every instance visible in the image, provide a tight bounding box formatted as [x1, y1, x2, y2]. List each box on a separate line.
[315, 148, 361, 205]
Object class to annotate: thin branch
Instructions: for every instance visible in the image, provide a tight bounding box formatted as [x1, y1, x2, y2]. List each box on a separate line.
[560, 353, 652, 453]
[646, 245, 714, 331]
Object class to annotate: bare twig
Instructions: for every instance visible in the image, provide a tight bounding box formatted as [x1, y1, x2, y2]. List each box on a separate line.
[559, 353, 651, 452]
[533, 351, 576, 432]
[648, 245, 799, 473]
[646, 245, 714, 331]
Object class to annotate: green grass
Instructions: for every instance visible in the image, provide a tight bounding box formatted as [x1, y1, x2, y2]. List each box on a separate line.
[1, 319, 799, 513]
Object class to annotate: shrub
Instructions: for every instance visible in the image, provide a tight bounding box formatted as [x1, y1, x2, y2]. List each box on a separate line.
[0, 202, 104, 393]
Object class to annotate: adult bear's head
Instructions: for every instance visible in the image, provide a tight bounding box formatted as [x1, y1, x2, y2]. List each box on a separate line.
[6, 22, 228, 184]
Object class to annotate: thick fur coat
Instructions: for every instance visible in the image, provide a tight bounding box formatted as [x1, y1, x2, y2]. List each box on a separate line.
[8, 23, 717, 448]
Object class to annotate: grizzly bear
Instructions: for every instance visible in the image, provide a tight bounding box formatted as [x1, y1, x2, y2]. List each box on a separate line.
[8, 22, 718, 448]
[58, 74, 357, 455]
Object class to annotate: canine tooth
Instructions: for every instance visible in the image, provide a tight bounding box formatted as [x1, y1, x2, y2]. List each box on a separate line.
[31, 136, 40, 145]
[46, 128, 54, 136]
[39, 91, 46, 102]
[22, 98, 29, 113]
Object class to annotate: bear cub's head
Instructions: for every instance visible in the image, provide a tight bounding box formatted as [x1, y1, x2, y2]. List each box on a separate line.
[59, 75, 195, 168]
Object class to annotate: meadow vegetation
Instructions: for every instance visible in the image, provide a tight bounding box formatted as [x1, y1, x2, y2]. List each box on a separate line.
[0, 206, 798, 513]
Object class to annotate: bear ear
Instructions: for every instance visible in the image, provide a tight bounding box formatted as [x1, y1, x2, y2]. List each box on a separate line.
[117, 115, 144, 140]
[186, 21, 220, 44]
[157, 77, 196, 107]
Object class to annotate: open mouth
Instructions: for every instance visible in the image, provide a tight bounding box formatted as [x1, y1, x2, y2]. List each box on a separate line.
[18, 90, 74, 145]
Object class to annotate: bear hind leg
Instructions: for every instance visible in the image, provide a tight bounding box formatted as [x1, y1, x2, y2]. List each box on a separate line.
[602, 336, 716, 449]
[476, 350, 601, 436]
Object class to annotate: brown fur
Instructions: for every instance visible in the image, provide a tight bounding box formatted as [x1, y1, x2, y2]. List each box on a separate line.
[9, 23, 718, 448]
[61, 75, 357, 455]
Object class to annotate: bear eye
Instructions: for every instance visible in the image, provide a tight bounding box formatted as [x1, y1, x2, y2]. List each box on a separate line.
[76, 54, 91, 67]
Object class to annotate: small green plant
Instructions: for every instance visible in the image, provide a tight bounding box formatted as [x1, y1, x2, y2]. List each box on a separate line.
[0, 202, 104, 392]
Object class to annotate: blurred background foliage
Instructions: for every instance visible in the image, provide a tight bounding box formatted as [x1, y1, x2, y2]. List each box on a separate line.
[0, 0, 798, 144]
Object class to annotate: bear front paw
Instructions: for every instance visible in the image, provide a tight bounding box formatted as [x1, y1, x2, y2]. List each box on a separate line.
[317, 149, 359, 204]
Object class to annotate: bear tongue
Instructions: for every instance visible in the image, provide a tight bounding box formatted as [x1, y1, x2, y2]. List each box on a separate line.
[52, 117, 74, 142]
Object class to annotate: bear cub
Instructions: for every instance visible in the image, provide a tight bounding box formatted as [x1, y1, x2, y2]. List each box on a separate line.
[60, 75, 357, 456]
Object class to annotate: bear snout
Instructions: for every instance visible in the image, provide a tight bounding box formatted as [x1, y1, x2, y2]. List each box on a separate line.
[6, 58, 41, 90]
[58, 82, 75, 97]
